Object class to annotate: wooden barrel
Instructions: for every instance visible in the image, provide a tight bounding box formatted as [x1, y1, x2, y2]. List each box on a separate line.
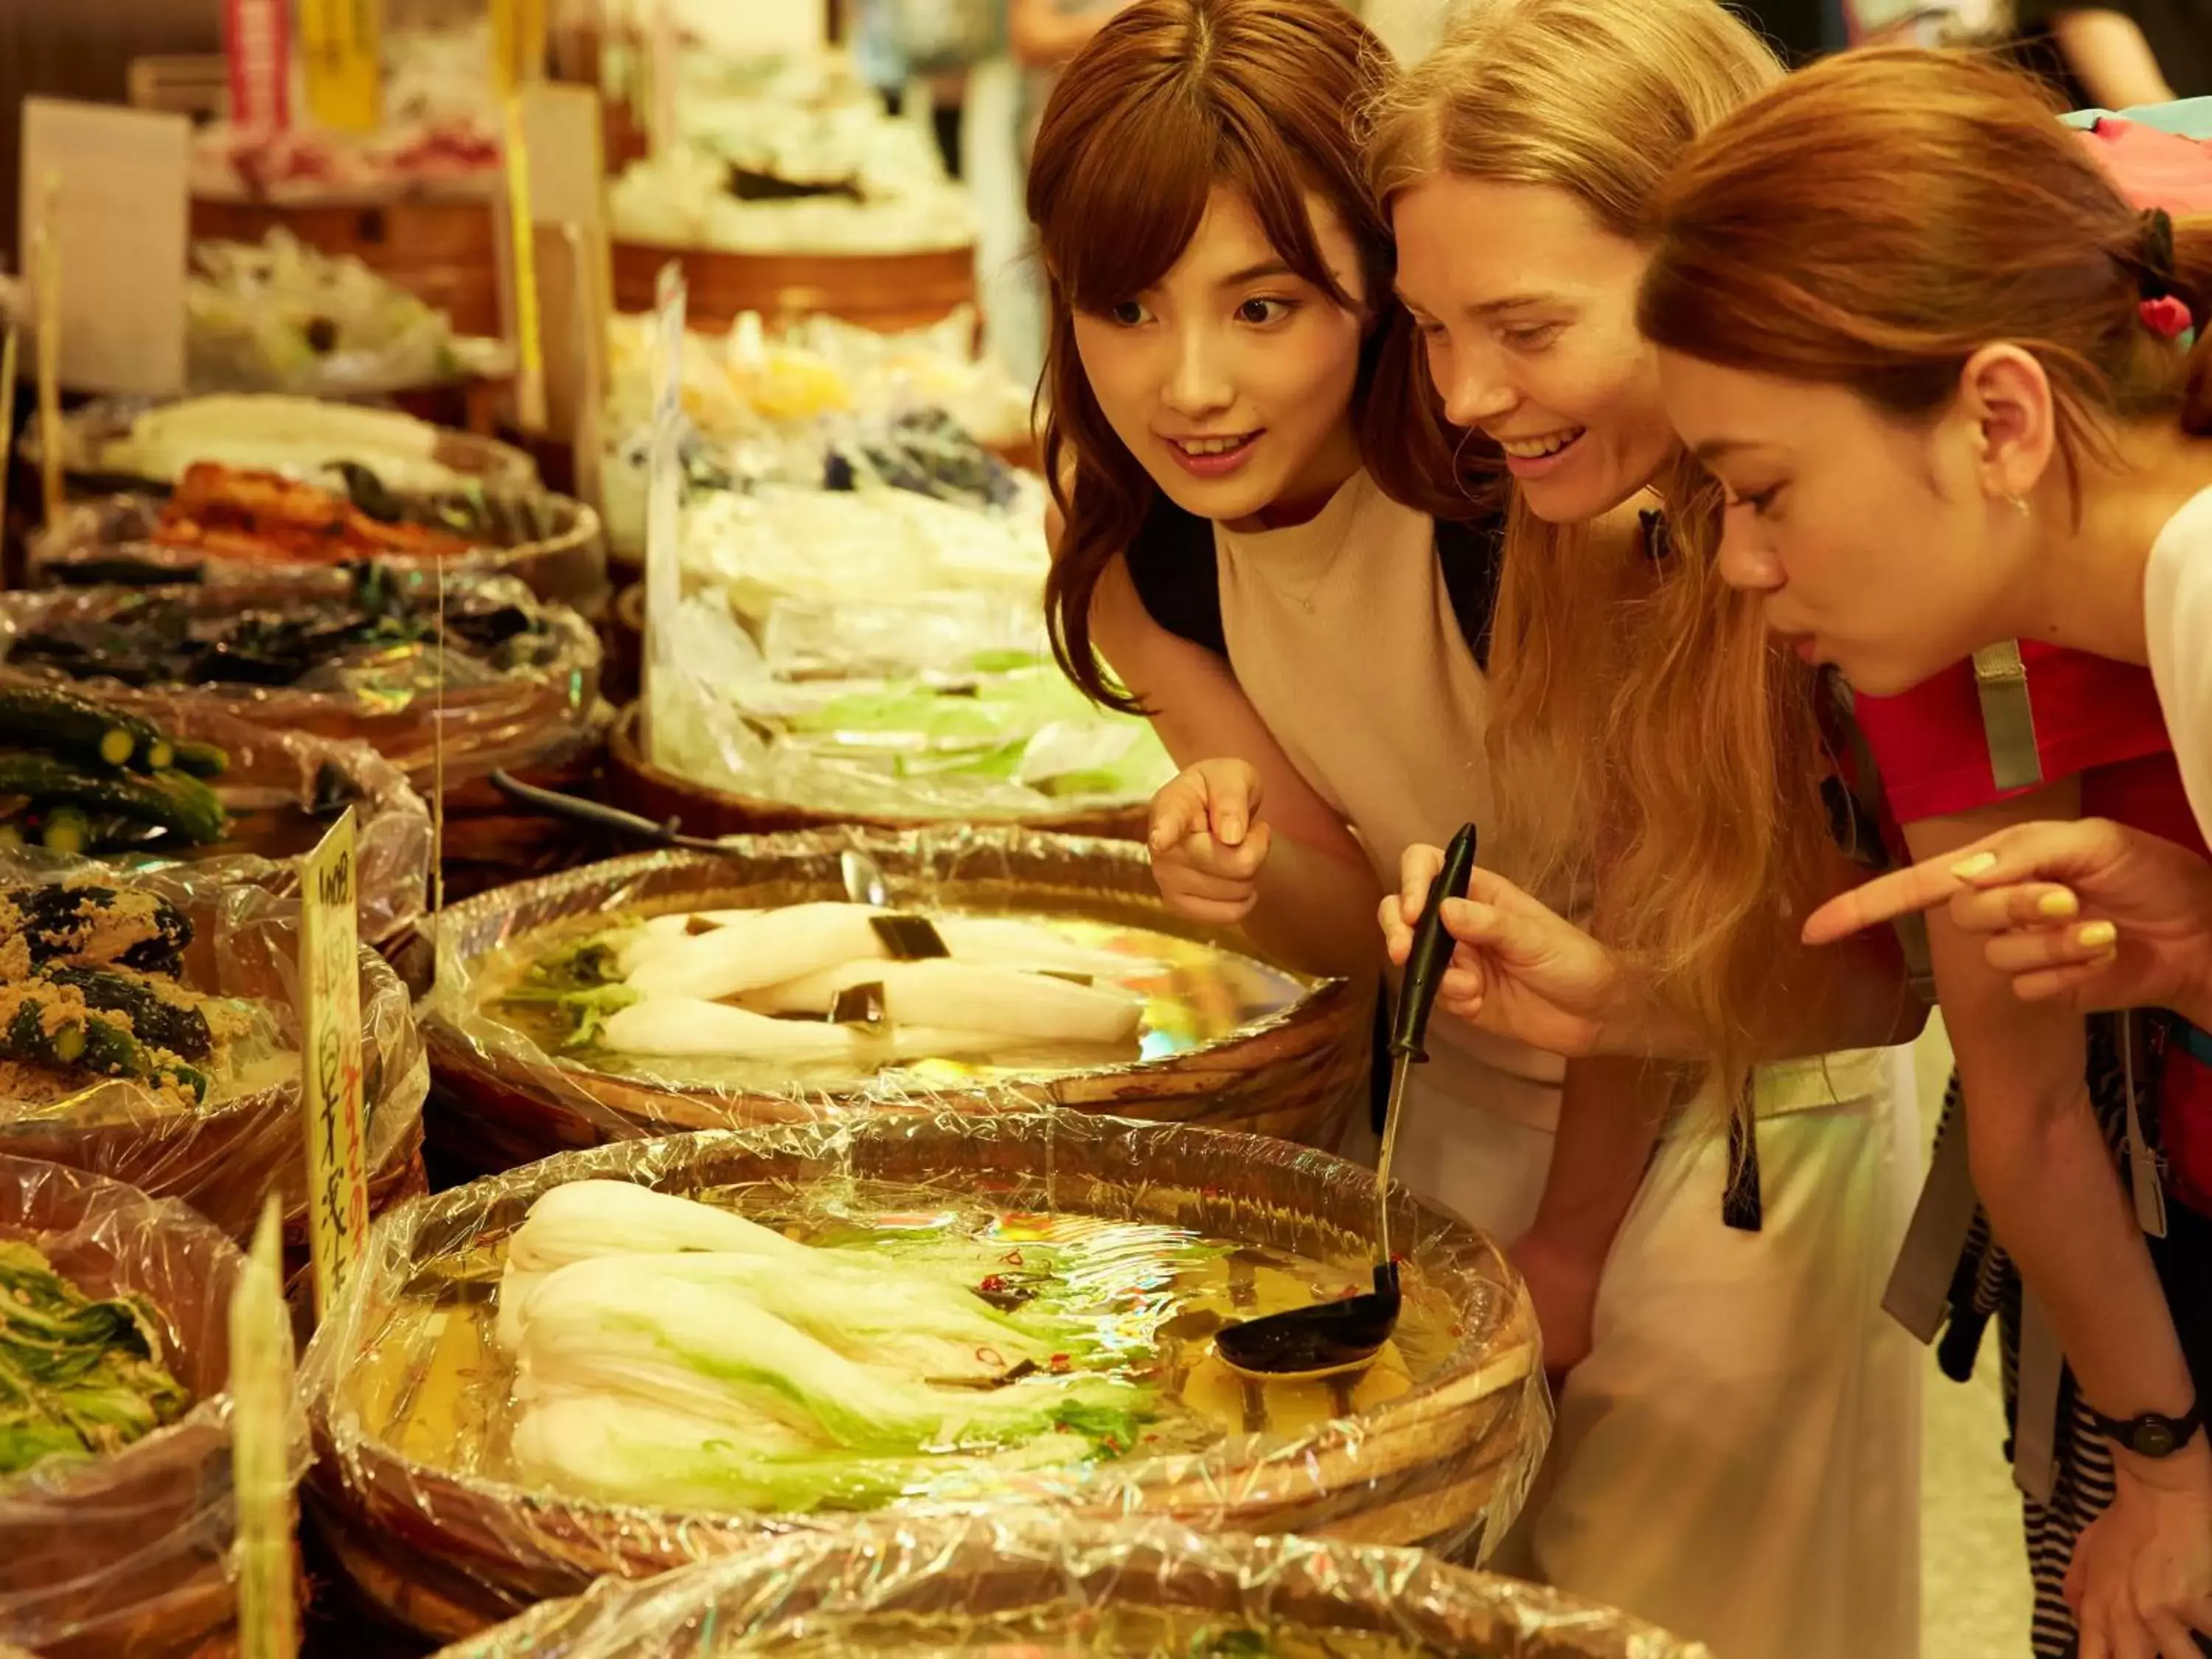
[611, 241, 978, 336]
[606, 703, 1149, 843]
[190, 192, 504, 338]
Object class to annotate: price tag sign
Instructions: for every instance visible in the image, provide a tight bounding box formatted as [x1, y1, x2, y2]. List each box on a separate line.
[231, 1197, 298, 1658]
[641, 261, 686, 764]
[299, 0, 383, 135]
[300, 808, 368, 1323]
[18, 102, 189, 399]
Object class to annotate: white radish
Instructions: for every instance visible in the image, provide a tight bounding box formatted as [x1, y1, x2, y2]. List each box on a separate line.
[931, 916, 1152, 977]
[625, 902, 888, 1001]
[600, 996, 862, 1060]
[745, 959, 1144, 1045]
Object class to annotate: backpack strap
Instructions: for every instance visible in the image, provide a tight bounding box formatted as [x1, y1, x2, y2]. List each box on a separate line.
[1121, 490, 1227, 658]
[1433, 514, 1505, 672]
[1971, 641, 2044, 792]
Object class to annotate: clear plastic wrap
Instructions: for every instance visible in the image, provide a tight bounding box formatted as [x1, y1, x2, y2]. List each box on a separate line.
[26, 394, 536, 496]
[0, 1152, 312, 1659]
[26, 487, 608, 613]
[0, 680, 431, 947]
[187, 231, 510, 398]
[302, 1113, 1551, 1642]
[0, 571, 605, 795]
[0, 855, 428, 1240]
[433, 1515, 1712, 1658]
[420, 833, 1371, 1172]
[642, 590, 1172, 826]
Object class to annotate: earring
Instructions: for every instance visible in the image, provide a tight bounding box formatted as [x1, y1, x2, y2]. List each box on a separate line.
[2007, 493, 2032, 519]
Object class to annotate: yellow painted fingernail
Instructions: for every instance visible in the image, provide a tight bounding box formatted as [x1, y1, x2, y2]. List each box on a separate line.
[1951, 852, 2000, 879]
[2037, 891, 2079, 919]
[2077, 921, 2118, 949]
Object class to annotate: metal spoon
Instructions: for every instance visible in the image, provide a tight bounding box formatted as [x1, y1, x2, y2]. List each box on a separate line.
[1212, 823, 1479, 1381]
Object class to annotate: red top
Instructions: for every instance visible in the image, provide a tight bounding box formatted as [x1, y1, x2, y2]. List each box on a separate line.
[1854, 645, 2212, 1216]
[1852, 641, 2208, 856]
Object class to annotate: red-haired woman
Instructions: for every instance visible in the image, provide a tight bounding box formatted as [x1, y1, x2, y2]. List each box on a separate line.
[1631, 47, 2212, 1659]
[1031, 1, 1923, 1653]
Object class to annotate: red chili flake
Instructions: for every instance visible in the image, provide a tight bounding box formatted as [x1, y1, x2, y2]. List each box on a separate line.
[1048, 1353, 1072, 1374]
[978, 1274, 1009, 1295]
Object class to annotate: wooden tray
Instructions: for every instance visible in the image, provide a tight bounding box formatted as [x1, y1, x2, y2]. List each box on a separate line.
[419, 834, 1369, 1175]
[191, 193, 504, 339]
[611, 241, 977, 336]
[305, 1116, 1546, 1641]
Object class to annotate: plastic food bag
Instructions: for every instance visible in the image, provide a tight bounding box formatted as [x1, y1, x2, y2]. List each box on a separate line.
[0, 855, 425, 1239]
[0, 1154, 310, 1659]
[0, 571, 605, 795]
[302, 1113, 1550, 1642]
[433, 1515, 1713, 1658]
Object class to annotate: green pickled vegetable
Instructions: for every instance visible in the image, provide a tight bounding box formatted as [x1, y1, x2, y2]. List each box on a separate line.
[0, 684, 170, 775]
[41, 964, 212, 1061]
[0, 757, 224, 846]
[0, 885, 193, 975]
[0, 1240, 189, 1476]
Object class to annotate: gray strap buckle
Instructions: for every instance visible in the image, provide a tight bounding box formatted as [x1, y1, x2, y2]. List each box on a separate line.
[1972, 642, 2043, 792]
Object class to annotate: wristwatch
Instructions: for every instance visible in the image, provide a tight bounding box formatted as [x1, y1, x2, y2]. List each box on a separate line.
[2087, 1399, 2205, 1459]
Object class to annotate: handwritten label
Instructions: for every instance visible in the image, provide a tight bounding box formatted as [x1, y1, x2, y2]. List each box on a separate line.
[642, 262, 686, 764]
[224, 0, 292, 131]
[299, 0, 383, 135]
[231, 1197, 299, 1659]
[18, 102, 189, 398]
[300, 809, 368, 1323]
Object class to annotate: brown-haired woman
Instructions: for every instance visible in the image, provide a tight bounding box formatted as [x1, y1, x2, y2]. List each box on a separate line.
[1032, 2, 1924, 1655]
[1633, 46, 2212, 1659]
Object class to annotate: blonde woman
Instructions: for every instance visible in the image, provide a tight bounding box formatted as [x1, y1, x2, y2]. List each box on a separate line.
[1363, 5, 1927, 1656]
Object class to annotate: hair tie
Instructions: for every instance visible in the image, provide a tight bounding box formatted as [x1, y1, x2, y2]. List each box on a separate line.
[2135, 209, 2197, 350]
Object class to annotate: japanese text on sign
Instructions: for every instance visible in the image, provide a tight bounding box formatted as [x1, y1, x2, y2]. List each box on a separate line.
[300, 809, 368, 1323]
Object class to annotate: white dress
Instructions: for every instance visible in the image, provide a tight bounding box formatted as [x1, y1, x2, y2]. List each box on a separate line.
[1211, 471, 1925, 1659]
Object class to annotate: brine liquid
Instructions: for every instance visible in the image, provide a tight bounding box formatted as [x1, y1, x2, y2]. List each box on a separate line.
[481, 908, 1312, 1091]
[346, 1183, 1460, 1502]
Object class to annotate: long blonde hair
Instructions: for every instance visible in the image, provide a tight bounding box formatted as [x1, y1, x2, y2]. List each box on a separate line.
[1366, 0, 1840, 1093]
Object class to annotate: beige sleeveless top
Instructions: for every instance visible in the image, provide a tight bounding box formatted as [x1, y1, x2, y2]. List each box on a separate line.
[1215, 469, 1890, 1132]
[1214, 470, 1568, 1132]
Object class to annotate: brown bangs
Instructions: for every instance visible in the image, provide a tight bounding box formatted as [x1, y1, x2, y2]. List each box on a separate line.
[1027, 14, 1358, 315]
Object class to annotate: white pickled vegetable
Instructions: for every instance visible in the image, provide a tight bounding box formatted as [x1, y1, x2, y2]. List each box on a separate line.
[625, 902, 890, 1001]
[511, 1392, 919, 1513]
[746, 959, 1144, 1044]
[507, 1178, 813, 1273]
[600, 996, 863, 1059]
[513, 1256, 947, 1448]
[504, 1248, 1043, 1382]
[931, 916, 1150, 977]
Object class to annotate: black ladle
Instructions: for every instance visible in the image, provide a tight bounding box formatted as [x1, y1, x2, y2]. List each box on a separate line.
[1212, 823, 1479, 1381]
[487, 771, 737, 852]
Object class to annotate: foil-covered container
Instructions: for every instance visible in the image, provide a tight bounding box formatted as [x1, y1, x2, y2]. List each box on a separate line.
[0, 572, 605, 799]
[0, 855, 427, 1241]
[25, 483, 605, 613]
[431, 1516, 1711, 1658]
[0, 684, 434, 949]
[0, 1155, 310, 1659]
[302, 1114, 1549, 1642]
[421, 832, 1371, 1174]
